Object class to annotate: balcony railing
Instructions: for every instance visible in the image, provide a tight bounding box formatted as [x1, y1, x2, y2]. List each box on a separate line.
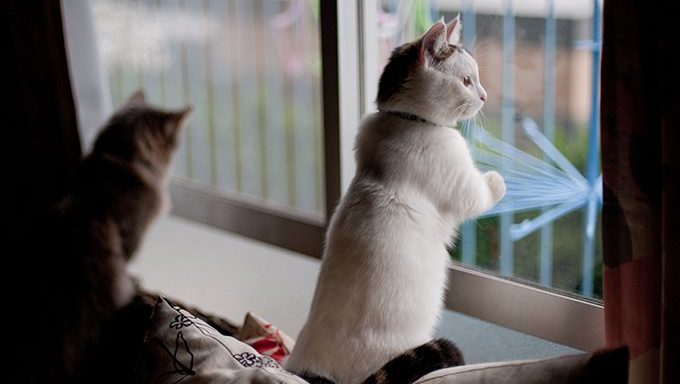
[95, 0, 325, 218]
[377, 0, 603, 299]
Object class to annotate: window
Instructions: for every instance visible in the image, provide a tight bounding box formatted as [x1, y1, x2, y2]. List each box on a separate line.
[93, 0, 336, 256]
[363, 0, 603, 298]
[358, 0, 603, 350]
[92, 0, 603, 351]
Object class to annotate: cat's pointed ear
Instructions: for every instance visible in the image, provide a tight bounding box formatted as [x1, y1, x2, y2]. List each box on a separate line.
[124, 90, 146, 107]
[170, 105, 192, 126]
[419, 20, 448, 66]
[163, 106, 192, 140]
[447, 15, 462, 45]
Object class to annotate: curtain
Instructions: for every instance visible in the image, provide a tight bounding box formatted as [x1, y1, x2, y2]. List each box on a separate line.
[601, 1, 679, 384]
[4, 0, 82, 231]
[4, 0, 82, 381]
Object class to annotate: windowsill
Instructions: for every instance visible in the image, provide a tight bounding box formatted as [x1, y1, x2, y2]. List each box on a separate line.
[133, 214, 581, 363]
[132, 214, 320, 337]
[436, 310, 580, 363]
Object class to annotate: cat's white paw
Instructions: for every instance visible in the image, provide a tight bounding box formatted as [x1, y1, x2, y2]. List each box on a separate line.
[484, 171, 506, 203]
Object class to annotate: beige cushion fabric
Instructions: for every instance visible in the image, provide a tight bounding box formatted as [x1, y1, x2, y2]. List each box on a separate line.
[138, 297, 307, 384]
[414, 347, 628, 384]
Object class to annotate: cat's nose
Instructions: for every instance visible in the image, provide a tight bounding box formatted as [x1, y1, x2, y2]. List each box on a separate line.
[480, 91, 487, 102]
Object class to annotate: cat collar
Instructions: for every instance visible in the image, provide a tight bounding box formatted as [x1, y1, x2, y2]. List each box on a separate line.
[381, 110, 456, 129]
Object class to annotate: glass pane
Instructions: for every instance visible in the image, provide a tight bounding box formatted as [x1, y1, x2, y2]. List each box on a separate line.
[92, 0, 325, 218]
[373, 0, 603, 300]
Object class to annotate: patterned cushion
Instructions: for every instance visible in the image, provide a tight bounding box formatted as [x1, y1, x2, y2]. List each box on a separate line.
[132, 294, 628, 384]
[413, 346, 628, 384]
[136, 297, 307, 384]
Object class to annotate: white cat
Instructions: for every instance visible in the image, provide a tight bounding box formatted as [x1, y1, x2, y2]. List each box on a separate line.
[286, 17, 506, 384]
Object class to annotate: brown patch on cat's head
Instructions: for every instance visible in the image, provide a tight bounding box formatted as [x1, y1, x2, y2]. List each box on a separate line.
[92, 91, 191, 174]
[376, 18, 461, 105]
[376, 41, 421, 105]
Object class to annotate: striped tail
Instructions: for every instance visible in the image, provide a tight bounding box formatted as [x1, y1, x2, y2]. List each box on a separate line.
[361, 338, 464, 384]
[296, 338, 464, 384]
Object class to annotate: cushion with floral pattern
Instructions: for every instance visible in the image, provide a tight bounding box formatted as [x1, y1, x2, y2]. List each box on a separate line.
[136, 297, 307, 384]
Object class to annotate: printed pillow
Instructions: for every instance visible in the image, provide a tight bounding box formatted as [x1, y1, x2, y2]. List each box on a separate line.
[413, 346, 628, 384]
[137, 297, 307, 384]
[240, 312, 296, 364]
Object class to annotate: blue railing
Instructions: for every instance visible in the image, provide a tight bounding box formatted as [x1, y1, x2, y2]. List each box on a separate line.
[381, 0, 603, 298]
[460, 0, 602, 297]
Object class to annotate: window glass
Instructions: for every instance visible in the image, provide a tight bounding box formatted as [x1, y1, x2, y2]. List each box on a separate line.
[93, 0, 325, 218]
[373, 0, 603, 299]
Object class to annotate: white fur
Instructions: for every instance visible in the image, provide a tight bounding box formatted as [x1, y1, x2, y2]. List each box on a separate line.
[286, 20, 505, 384]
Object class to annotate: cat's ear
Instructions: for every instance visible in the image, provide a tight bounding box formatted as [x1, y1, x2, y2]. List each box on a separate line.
[446, 15, 462, 45]
[124, 90, 146, 108]
[169, 106, 192, 128]
[163, 106, 192, 140]
[419, 20, 448, 66]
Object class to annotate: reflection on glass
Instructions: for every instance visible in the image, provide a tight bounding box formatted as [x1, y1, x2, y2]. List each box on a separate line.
[376, 0, 603, 299]
[93, 0, 324, 218]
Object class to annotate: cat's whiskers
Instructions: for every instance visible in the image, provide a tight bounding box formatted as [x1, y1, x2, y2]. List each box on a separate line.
[454, 103, 469, 118]
[455, 102, 475, 119]
[474, 109, 487, 128]
[471, 40, 491, 64]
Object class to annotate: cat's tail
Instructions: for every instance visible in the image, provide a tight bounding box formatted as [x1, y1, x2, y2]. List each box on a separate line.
[360, 338, 464, 384]
[296, 338, 464, 384]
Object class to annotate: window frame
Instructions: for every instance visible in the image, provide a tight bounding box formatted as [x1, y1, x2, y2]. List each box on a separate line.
[352, 0, 604, 351]
[170, 0, 342, 258]
[171, 0, 604, 352]
[446, 265, 604, 351]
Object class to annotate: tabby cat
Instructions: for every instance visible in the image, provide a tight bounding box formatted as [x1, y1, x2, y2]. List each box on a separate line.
[11, 91, 190, 383]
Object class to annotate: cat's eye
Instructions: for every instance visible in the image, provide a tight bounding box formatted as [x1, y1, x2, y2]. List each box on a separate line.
[463, 76, 472, 87]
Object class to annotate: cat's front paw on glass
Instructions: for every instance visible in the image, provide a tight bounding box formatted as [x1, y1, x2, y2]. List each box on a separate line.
[484, 171, 506, 203]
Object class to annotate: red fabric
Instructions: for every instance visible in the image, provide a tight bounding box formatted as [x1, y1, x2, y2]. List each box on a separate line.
[249, 336, 289, 362]
[604, 257, 660, 359]
[239, 312, 294, 364]
[246, 324, 290, 362]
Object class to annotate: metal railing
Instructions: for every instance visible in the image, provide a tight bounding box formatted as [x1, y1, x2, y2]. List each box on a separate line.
[96, 0, 325, 218]
[461, 0, 603, 298]
[379, 0, 603, 298]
